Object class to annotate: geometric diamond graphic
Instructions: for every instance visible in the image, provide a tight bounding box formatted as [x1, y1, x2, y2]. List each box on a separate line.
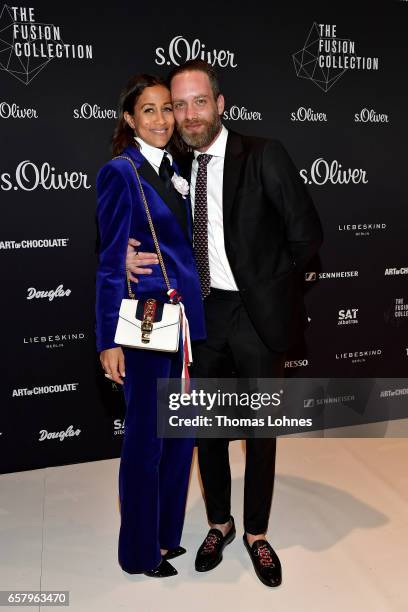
[0, 4, 62, 85]
[292, 22, 350, 92]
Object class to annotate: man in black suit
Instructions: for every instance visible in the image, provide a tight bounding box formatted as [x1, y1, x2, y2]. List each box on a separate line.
[126, 60, 323, 587]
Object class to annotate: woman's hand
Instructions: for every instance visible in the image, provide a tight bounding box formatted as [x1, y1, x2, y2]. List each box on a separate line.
[126, 238, 159, 282]
[100, 347, 126, 385]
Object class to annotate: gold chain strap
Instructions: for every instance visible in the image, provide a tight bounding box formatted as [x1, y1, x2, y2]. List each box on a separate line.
[114, 155, 172, 299]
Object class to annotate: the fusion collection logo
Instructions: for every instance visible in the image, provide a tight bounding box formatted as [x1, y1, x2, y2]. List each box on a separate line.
[293, 22, 379, 91]
[0, 5, 93, 84]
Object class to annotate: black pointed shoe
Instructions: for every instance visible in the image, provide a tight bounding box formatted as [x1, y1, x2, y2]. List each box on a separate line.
[143, 559, 178, 578]
[243, 535, 282, 587]
[162, 546, 186, 560]
[195, 516, 236, 572]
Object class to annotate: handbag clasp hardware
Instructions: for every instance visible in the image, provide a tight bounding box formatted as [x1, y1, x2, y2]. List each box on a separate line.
[141, 299, 157, 344]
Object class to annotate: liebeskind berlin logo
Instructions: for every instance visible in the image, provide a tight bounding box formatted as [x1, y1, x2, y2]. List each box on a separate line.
[39, 425, 81, 442]
[293, 22, 379, 92]
[335, 349, 382, 364]
[12, 382, 79, 397]
[338, 223, 386, 237]
[23, 331, 85, 349]
[0, 5, 93, 85]
[155, 35, 237, 68]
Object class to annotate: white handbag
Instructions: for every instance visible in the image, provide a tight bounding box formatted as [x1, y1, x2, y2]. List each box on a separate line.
[113, 155, 183, 354]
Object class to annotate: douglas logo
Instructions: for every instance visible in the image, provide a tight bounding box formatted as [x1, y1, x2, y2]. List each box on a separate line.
[26, 284, 71, 301]
[155, 35, 237, 68]
[1, 161, 91, 191]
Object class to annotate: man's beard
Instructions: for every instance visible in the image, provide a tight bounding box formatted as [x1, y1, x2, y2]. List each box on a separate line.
[178, 109, 222, 149]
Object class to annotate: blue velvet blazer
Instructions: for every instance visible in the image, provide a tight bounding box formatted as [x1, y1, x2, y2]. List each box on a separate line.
[95, 144, 205, 352]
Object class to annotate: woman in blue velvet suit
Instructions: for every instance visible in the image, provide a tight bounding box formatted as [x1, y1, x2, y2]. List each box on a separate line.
[95, 74, 205, 578]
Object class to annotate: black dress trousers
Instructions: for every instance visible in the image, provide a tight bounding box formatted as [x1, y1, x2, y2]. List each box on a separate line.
[192, 288, 285, 535]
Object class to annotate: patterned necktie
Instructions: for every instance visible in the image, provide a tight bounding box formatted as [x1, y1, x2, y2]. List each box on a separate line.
[193, 154, 212, 299]
[159, 153, 173, 191]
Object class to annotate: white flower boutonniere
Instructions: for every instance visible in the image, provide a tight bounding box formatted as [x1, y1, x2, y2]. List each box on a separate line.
[171, 174, 190, 198]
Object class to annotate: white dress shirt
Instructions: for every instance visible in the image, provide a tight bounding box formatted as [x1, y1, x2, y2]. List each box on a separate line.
[190, 125, 238, 291]
[134, 136, 173, 174]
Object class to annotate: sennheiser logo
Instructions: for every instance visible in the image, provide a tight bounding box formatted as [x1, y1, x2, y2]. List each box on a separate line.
[305, 271, 358, 281]
[0, 5, 93, 85]
[12, 382, 79, 397]
[39, 425, 81, 442]
[0, 161, 91, 191]
[0, 238, 69, 250]
[73, 103, 117, 120]
[304, 394, 355, 408]
[384, 267, 408, 276]
[0, 101, 37, 118]
[354, 108, 389, 124]
[291, 107, 327, 122]
[155, 35, 237, 68]
[26, 284, 71, 301]
[293, 22, 379, 92]
[338, 308, 359, 325]
[223, 106, 262, 121]
[300, 158, 368, 185]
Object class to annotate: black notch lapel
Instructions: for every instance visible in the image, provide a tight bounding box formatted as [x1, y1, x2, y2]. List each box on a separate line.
[137, 159, 190, 240]
[223, 131, 245, 230]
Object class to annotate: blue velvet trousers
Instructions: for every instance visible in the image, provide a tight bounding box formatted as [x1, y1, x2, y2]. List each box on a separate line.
[118, 345, 194, 573]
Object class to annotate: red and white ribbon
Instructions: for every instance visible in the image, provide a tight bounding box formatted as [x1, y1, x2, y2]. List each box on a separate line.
[167, 289, 192, 388]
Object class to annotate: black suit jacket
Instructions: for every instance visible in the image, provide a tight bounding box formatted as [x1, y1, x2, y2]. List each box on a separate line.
[181, 129, 323, 352]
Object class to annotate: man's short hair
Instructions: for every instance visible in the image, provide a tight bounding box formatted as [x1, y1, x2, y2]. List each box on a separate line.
[167, 60, 221, 100]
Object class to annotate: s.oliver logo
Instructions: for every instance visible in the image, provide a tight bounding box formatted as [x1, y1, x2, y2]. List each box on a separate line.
[223, 106, 262, 121]
[0, 101, 38, 118]
[73, 103, 118, 119]
[1, 161, 91, 191]
[155, 35, 237, 68]
[300, 158, 368, 185]
[0, 5, 93, 85]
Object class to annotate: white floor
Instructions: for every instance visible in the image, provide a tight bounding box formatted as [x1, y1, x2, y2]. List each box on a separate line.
[1, 436, 408, 612]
